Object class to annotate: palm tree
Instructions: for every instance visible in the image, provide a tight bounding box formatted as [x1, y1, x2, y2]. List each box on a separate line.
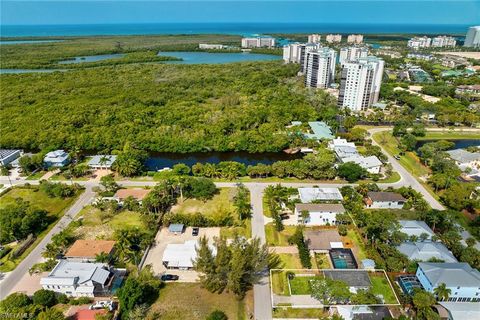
[99, 155, 110, 170]
[434, 283, 451, 301]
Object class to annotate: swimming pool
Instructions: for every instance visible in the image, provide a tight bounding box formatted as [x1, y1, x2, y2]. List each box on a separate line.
[329, 249, 358, 269]
[397, 275, 423, 295]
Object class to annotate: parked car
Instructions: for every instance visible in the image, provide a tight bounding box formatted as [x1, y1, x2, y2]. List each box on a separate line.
[161, 274, 179, 281]
[192, 227, 199, 236]
[89, 300, 115, 311]
[394, 155, 401, 160]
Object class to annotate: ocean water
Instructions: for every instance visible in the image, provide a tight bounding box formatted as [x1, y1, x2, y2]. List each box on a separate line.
[0, 23, 470, 38]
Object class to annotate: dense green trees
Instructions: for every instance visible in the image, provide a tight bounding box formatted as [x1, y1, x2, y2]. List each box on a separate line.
[337, 162, 367, 182]
[38, 181, 81, 198]
[32, 289, 57, 308]
[194, 236, 278, 298]
[289, 226, 312, 268]
[233, 184, 251, 220]
[1, 62, 320, 153]
[0, 199, 52, 244]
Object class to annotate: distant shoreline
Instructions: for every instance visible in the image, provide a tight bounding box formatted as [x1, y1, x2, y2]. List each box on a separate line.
[0, 22, 470, 38]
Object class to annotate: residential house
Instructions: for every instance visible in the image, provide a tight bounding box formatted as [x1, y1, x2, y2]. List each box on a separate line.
[40, 260, 115, 297]
[399, 220, 435, 240]
[168, 223, 184, 235]
[87, 155, 117, 169]
[65, 240, 116, 263]
[295, 203, 345, 226]
[416, 262, 480, 302]
[0, 149, 21, 166]
[341, 155, 382, 174]
[397, 242, 457, 263]
[304, 229, 344, 253]
[334, 306, 391, 320]
[446, 149, 480, 174]
[113, 188, 151, 204]
[438, 302, 480, 320]
[44, 150, 70, 168]
[162, 239, 216, 270]
[364, 192, 406, 209]
[297, 187, 344, 202]
[303, 121, 335, 140]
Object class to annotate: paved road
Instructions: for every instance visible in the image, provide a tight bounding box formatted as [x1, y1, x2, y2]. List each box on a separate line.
[368, 127, 445, 211]
[0, 186, 96, 300]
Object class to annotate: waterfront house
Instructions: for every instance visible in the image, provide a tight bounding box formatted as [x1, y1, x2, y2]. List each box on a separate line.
[416, 262, 480, 302]
[65, 240, 116, 263]
[294, 203, 345, 226]
[87, 155, 117, 169]
[0, 149, 21, 166]
[44, 150, 70, 168]
[364, 192, 406, 209]
[40, 260, 115, 297]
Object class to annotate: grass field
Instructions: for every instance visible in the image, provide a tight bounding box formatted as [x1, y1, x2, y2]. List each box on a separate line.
[419, 131, 480, 140]
[346, 229, 367, 261]
[370, 274, 399, 304]
[272, 308, 327, 318]
[265, 224, 297, 246]
[26, 171, 47, 180]
[172, 187, 237, 219]
[289, 276, 322, 295]
[75, 205, 147, 239]
[373, 131, 431, 178]
[0, 187, 80, 271]
[148, 283, 252, 320]
[271, 271, 290, 296]
[220, 219, 252, 239]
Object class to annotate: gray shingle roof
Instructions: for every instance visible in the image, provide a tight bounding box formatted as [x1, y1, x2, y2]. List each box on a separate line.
[368, 192, 406, 202]
[418, 262, 480, 288]
[447, 149, 480, 164]
[399, 220, 435, 238]
[397, 242, 457, 262]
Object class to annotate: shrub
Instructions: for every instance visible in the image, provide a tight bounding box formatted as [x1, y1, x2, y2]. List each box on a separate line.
[33, 289, 57, 308]
[69, 297, 92, 305]
[206, 310, 228, 320]
[338, 225, 348, 236]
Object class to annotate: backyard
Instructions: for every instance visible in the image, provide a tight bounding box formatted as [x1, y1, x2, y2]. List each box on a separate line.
[370, 273, 399, 305]
[148, 283, 253, 320]
[265, 224, 297, 246]
[0, 186, 80, 271]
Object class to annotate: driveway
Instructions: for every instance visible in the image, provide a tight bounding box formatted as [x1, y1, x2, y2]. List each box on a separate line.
[143, 226, 220, 282]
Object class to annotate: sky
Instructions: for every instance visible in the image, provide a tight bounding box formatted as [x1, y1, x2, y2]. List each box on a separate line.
[1, 0, 479, 26]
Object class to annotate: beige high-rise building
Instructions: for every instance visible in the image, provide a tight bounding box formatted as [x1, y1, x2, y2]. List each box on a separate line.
[241, 37, 275, 48]
[431, 36, 456, 47]
[326, 34, 342, 43]
[339, 46, 369, 64]
[347, 34, 364, 44]
[304, 47, 337, 89]
[308, 34, 321, 43]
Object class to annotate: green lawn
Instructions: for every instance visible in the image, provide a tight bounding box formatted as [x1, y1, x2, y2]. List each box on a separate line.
[26, 171, 47, 180]
[148, 283, 251, 320]
[370, 209, 421, 220]
[278, 253, 304, 269]
[265, 224, 297, 246]
[346, 229, 368, 261]
[289, 276, 321, 295]
[370, 274, 399, 305]
[272, 308, 327, 318]
[313, 253, 331, 269]
[373, 131, 430, 178]
[220, 219, 251, 239]
[419, 131, 480, 140]
[75, 205, 147, 239]
[172, 187, 237, 220]
[271, 271, 290, 296]
[0, 187, 80, 271]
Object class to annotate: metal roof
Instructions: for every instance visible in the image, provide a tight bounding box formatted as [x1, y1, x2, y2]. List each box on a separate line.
[418, 262, 480, 288]
[40, 260, 111, 286]
[87, 155, 117, 167]
[168, 223, 184, 233]
[298, 187, 343, 202]
[399, 220, 434, 239]
[397, 242, 457, 263]
[295, 203, 345, 213]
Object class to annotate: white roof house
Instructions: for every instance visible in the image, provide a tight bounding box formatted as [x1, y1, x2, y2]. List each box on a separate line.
[341, 155, 383, 174]
[44, 150, 70, 167]
[328, 138, 360, 159]
[397, 242, 457, 262]
[298, 187, 343, 202]
[87, 155, 117, 169]
[0, 149, 21, 166]
[439, 302, 480, 320]
[40, 260, 112, 297]
[399, 220, 435, 240]
[162, 240, 216, 269]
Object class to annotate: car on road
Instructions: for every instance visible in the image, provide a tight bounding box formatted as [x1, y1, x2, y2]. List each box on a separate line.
[192, 227, 199, 236]
[394, 155, 401, 160]
[161, 274, 179, 281]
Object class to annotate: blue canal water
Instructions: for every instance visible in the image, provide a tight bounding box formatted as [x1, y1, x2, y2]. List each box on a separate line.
[157, 51, 280, 64]
[145, 151, 301, 171]
[0, 23, 469, 37]
[58, 53, 125, 64]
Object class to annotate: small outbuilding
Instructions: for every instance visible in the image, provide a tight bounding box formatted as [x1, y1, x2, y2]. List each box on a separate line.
[168, 223, 185, 235]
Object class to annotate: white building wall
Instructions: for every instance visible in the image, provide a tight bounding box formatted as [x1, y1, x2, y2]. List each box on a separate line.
[464, 26, 480, 48]
[366, 201, 404, 209]
[295, 209, 339, 226]
[339, 47, 369, 64]
[304, 48, 337, 89]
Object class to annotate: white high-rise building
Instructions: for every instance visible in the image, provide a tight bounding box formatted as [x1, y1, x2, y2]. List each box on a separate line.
[407, 37, 431, 49]
[283, 43, 303, 63]
[241, 37, 275, 48]
[338, 56, 384, 111]
[308, 34, 322, 43]
[304, 47, 337, 89]
[347, 34, 364, 44]
[431, 36, 456, 47]
[299, 43, 321, 72]
[326, 34, 342, 43]
[339, 46, 369, 64]
[464, 26, 480, 48]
